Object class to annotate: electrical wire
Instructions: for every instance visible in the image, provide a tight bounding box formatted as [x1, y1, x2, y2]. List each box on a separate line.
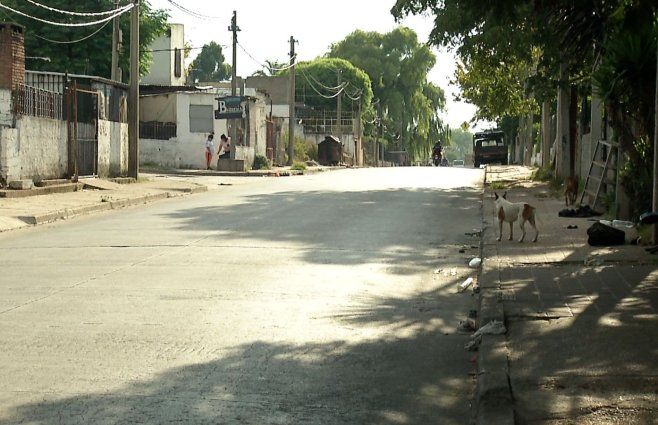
[33, 20, 112, 44]
[299, 68, 346, 99]
[23, 0, 132, 17]
[0, 1, 134, 27]
[303, 70, 347, 92]
[236, 41, 295, 73]
[166, 0, 222, 20]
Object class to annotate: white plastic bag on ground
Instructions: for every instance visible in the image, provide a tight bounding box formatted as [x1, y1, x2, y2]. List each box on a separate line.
[468, 257, 482, 268]
[472, 320, 506, 339]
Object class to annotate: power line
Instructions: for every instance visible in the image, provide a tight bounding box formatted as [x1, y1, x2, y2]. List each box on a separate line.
[236, 41, 295, 73]
[23, 0, 131, 17]
[166, 0, 222, 20]
[0, 1, 134, 27]
[299, 68, 346, 99]
[33, 19, 112, 44]
[302, 69, 346, 92]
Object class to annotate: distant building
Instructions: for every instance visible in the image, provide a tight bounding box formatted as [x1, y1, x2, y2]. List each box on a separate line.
[141, 24, 185, 87]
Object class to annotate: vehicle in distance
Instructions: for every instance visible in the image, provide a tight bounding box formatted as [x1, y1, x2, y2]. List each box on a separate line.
[472, 130, 508, 168]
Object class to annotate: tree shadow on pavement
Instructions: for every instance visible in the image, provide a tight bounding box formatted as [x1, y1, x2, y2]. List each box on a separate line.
[483, 184, 658, 424]
[158, 188, 482, 274]
[0, 275, 477, 425]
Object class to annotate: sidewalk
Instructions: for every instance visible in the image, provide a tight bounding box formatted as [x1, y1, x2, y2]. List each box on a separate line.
[0, 175, 209, 233]
[476, 166, 657, 425]
[0, 165, 344, 233]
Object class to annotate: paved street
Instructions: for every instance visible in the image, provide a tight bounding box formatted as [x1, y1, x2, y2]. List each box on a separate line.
[0, 167, 483, 424]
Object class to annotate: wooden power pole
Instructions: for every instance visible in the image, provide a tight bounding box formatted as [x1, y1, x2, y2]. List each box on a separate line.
[111, 0, 120, 81]
[229, 11, 240, 155]
[287, 36, 296, 165]
[128, 0, 139, 179]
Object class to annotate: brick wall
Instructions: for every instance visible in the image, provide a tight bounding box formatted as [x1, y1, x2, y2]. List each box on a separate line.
[0, 22, 25, 91]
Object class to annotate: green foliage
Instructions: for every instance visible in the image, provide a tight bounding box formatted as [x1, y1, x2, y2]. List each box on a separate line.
[1, 0, 169, 79]
[252, 60, 286, 77]
[188, 41, 231, 83]
[619, 138, 653, 220]
[286, 57, 373, 113]
[252, 155, 271, 170]
[291, 162, 307, 171]
[532, 165, 554, 182]
[328, 28, 445, 161]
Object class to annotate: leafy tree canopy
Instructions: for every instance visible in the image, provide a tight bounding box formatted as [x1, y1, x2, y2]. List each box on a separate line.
[188, 41, 231, 83]
[0, 0, 169, 79]
[328, 27, 446, 159]
[252, 60, 287, 77]
[284, 57, 374, 118]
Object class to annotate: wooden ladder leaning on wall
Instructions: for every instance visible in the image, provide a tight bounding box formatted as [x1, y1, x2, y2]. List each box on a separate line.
[579, 139, 619, 211]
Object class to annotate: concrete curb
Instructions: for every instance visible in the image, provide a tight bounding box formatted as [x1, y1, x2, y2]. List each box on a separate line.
[21, 185, 208, 226]
[475, 165, 515, 425]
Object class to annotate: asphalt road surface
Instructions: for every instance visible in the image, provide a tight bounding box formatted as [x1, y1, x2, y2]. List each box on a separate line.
[0, 166, 483, 424]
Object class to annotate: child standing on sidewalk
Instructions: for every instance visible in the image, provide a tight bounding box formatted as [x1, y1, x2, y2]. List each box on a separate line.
[204, 133, 215, 170]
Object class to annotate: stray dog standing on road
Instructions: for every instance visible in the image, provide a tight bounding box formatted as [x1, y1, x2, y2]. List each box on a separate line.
[494, 192, 539, 242]
[564, 175, 578, 206]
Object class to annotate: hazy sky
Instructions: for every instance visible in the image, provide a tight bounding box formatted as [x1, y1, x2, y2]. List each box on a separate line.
[148, 0, 484, 130]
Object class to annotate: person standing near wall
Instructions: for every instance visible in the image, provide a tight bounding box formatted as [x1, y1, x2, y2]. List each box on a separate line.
[204, 133, 215, 170]
[217, 134, 231, 159]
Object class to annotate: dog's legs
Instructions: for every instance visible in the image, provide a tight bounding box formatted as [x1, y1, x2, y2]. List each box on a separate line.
[508, 222, 514, 241]
[497, 219, 502, 241]
[529, 216, 538, 242]
[519, 219, 526, 242]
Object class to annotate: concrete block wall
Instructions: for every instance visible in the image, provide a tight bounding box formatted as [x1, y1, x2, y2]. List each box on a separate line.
[98, 120, 111, 177]
[109, 121, 128, 176]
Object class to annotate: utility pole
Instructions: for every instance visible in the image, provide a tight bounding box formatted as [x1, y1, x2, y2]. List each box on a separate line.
[287, 35, 296, 165]
[652, 40, 658, 243]
[111, 0, 120, 81]
[336, 68, 342, 143]
[357, 97, 362, 166]
[127, 0, 139, 179]
[229, 11, 240, 156]
[377, 101, 382, 167]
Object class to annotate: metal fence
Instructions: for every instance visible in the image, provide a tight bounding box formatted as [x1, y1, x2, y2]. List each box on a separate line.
[13, 84, 64, 120]
[140, 121, 177, 140]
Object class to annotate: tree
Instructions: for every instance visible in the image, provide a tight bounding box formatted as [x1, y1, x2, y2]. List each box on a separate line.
[252, 60, 286, 77]
[1, 0, 169, 79]
[188, 41, 231, 83]
[328, 28, 446, 160]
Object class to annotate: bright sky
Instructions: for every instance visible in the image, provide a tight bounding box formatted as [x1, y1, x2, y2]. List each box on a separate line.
[149, 0, 486, 130]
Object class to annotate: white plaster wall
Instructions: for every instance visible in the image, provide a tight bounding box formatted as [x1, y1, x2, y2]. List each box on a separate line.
[110, 121, 128, 176]
[141, 24, 185, 86]
[141, 94, 176, 122]
[140, 92, 227, 169]
[0, 127, 19, 183]
[0, 89, 12, 127]
[15, 115, 67, 180]
[140, 137, 183, 169]
[98, 120, 111, 177]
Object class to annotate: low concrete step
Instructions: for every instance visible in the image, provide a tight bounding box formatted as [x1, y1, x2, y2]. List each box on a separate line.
[35, 179, 71, 187]
[79, 178, 123, 191]
[0, 182, 82, 198]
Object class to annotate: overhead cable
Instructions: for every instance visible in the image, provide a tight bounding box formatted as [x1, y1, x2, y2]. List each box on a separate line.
[22, 0, 132, 17]
[300, 69, 346, 99]
[236, 41, 296, 73]
[303, 70, 347, 92]
[34, 19, 113, 44]
[0, 1, 134, 27]
[166, 0, 222, 20]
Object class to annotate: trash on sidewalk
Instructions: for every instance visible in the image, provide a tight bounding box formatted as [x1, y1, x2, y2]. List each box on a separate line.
[468, 257, 482, 268]
[565, 224, 578, 229]
[433, 268, 443, 274]
[472, 320, 506, 338]
[465, 229, 482, 238]
[587, 221, 625, 246]
[457, 320, 477, 334]
[464, 320, 506, 351]
[558, 205, 603, 218]
[450, 268, 457, 276]
[584, 256, 604, 266]
[457, 277, 474, 292]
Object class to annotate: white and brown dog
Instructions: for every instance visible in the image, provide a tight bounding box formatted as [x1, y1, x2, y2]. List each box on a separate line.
[494, 192, 539, 242]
